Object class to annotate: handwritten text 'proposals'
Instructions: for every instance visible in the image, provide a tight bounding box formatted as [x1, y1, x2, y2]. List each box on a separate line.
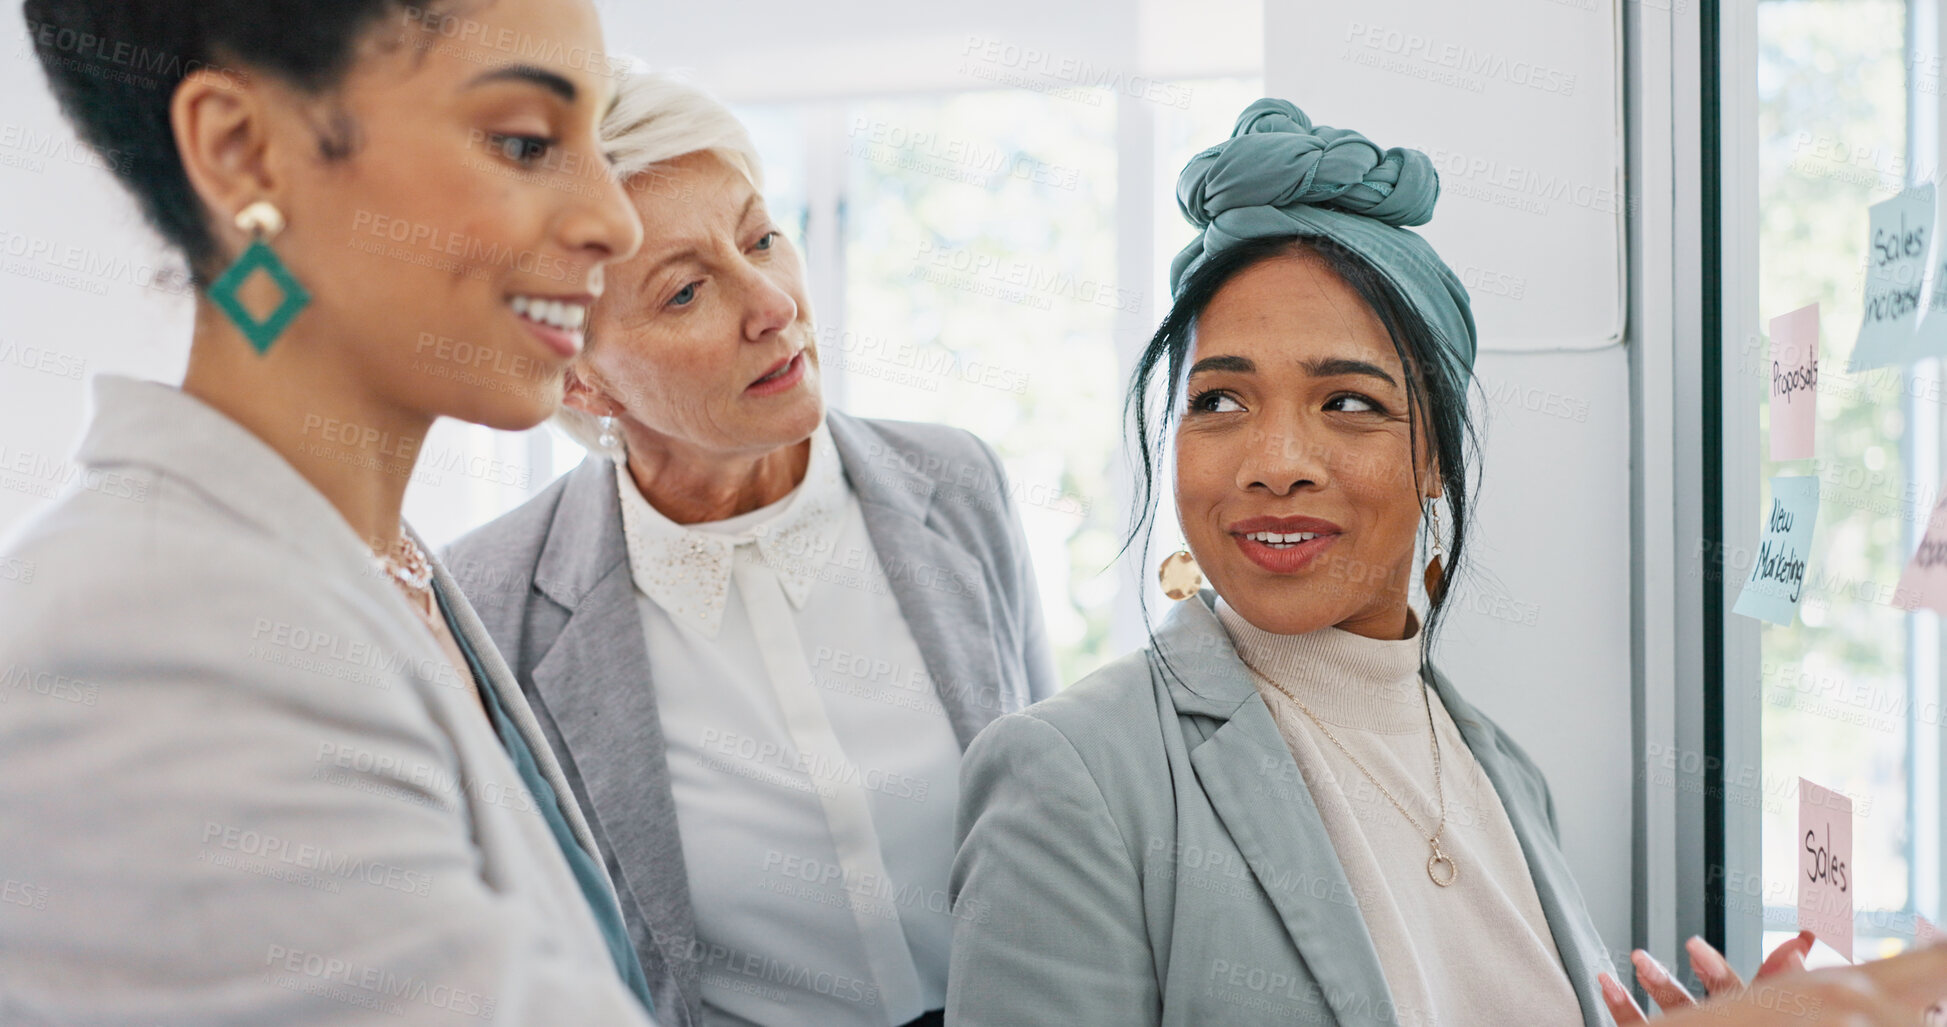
[1769, 304, 1819, 461]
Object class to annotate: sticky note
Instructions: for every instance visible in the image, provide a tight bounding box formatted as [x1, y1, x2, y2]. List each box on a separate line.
[1898, 494, 1947, 616]
[1734, 476, 1821, 626]
[1917, 192, 1947, 355]
[1850, 185, 1934, 371]
[1769, 304, 1819, 461]
[1798, 778, 1854, 962]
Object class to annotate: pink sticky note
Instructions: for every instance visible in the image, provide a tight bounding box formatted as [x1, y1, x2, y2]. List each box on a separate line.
[1770, 304, 1819, 461]
[1900, 494, 1947, 614]
[1799, 778, 1854, 961]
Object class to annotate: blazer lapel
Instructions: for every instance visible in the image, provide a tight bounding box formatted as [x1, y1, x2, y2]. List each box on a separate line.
[1431, 671, 1611, 1027]
[420, 531, 606, 868]
[527, 457, 700, 1019]
[1160, 599, 1398, 1027]
[827, 412, 1012, 750]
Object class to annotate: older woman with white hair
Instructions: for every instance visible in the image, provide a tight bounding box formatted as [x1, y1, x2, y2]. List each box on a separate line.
[443, 69, 1057, 1027]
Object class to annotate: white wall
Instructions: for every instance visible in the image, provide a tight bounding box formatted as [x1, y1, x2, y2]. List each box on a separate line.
[1457, 349, 1635, 964]
[595, 0, 1262, 103]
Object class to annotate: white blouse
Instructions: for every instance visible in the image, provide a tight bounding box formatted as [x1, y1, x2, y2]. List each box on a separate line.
[615, 423, 963, 1027]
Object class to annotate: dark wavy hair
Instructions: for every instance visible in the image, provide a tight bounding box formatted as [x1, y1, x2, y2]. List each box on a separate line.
[1124, 233, 1481, 656]
[21, 0, 451, 282]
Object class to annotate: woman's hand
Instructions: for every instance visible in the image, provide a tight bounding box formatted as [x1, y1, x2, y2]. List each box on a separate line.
[1598, 931, 1816, 1022]
[1642, 941, 1947, 1027]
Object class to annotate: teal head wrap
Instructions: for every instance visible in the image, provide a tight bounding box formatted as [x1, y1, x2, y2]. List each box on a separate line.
[1169, 98, 1478, 373]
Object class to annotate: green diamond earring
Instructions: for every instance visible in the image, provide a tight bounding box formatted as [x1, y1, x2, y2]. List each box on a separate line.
[208, 200, 310, 355]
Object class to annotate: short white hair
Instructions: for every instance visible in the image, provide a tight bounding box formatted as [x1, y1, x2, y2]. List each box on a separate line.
[553, 68, 766, 454]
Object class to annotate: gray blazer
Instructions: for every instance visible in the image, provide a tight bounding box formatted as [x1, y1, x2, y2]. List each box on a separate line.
[442, 410, 1058, 1026]
[948, 593, 1613, 1027]
[0, 376, 654, 1027]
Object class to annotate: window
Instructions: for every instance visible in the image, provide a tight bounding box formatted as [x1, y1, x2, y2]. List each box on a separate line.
[1743, 0, 1944, 963]
[836, 89, 1118, 682]
[728, 79, 1259, 683]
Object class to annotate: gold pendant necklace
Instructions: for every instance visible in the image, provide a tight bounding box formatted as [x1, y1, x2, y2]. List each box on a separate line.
[369, 532, 441, 629]
[1242, 658, 1460, 888]
[371, 532, 433, 592]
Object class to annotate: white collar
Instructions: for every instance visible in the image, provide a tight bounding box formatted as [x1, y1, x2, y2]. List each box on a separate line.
[615, 423, 847, 639]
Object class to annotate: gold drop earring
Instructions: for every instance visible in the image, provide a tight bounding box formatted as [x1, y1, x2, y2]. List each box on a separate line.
[1423, 499, 1447, 604]
[1159, 543, 1203, 601]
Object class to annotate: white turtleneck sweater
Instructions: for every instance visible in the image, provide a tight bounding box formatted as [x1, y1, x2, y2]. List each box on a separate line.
[1214, 599, 1585, 1027]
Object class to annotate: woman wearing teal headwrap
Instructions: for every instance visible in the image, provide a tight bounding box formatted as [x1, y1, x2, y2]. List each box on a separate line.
[945, 99, 1614, 1026]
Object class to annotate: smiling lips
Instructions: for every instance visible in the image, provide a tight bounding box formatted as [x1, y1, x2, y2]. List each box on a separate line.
[1228, 514, 1343, 574]
[509, 293, 592, 358]
[747, 352, 806, 396]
